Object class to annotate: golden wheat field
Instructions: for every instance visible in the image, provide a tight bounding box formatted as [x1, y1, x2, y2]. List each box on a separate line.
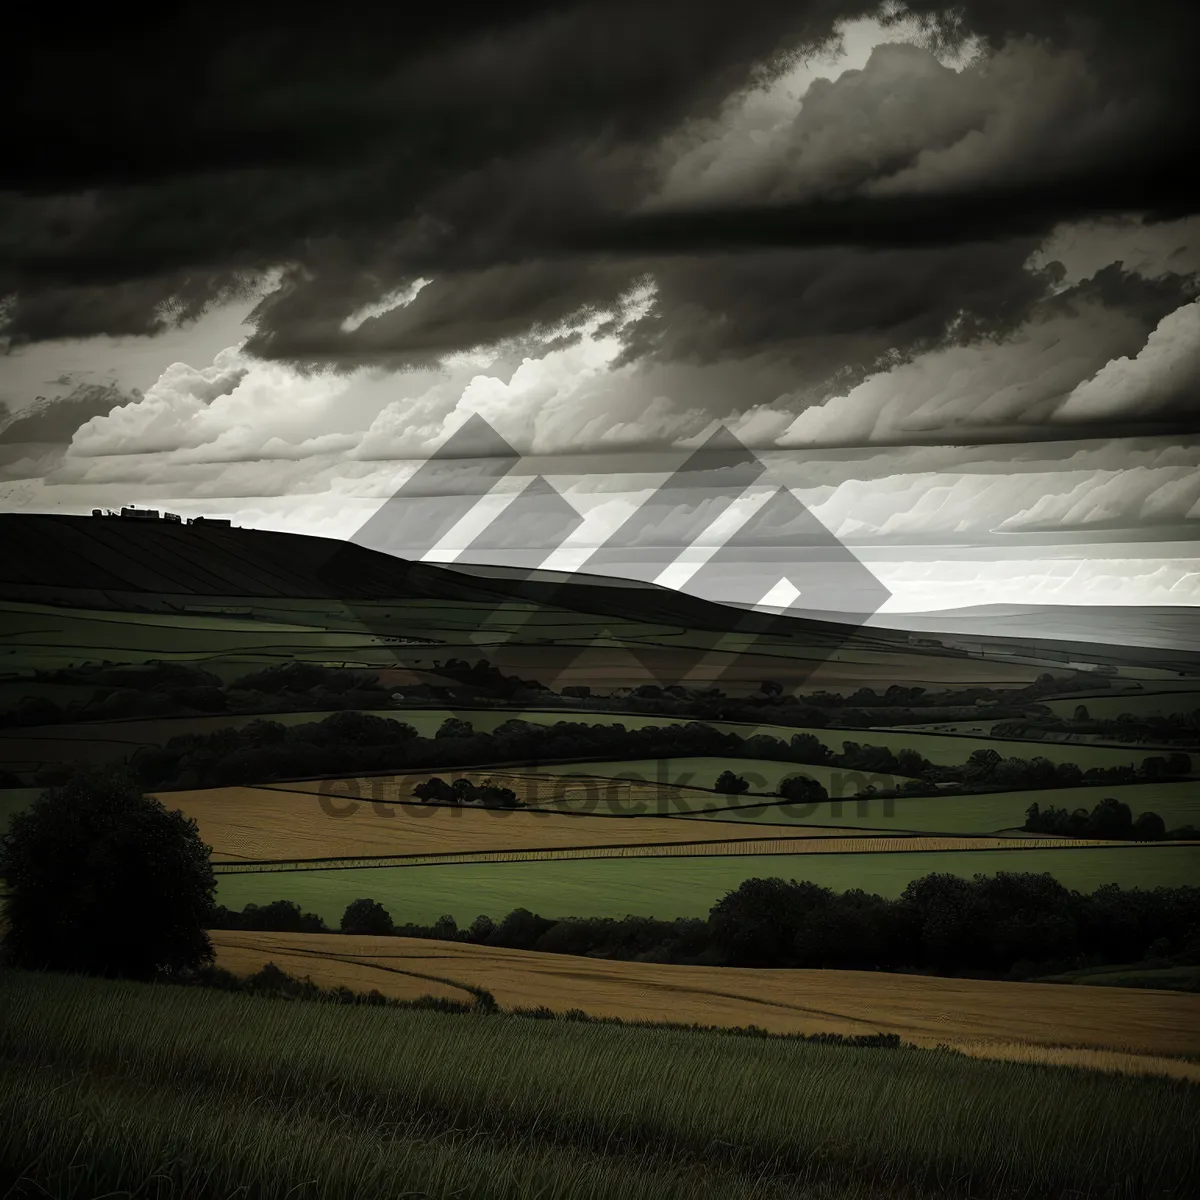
[210, 931, 1200, 1081]
[162, 784, 844, 862]
[161, 781, 1141, 865]
[164, 777, 1162, 865]
[264, 770, 711, 810]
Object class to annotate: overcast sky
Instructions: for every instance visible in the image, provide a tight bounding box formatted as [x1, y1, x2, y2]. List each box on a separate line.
[1, 1, 1197, 612]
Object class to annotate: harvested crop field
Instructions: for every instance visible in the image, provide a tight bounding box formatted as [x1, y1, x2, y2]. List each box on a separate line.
[161, 780, 1164, 869]
[163, 783, 837, 863]
[211, 935, 472, 1006]
[266, 768, 721, 813]
[210, 931, 1200, 1079]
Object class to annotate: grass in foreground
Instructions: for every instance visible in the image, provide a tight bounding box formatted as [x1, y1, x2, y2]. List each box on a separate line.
[2, 968, 1197, 1199]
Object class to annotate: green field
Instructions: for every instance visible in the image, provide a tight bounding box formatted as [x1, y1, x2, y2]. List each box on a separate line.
[0, 596, 696, 674]
[412, 709, 1192, 772]
[527, 756, 889, 803]
[7, 770, 1194, 843]
[1038, 690, 1200, 719]
[0, 709, 411, 753]
[0, 706, 738, 748]
[0, 679, 113, 707]
[0, 706, 670, 751]
[678, 780, 1200, 834]
[215, 843, 1200, 927]
[6, 969, 1195, 1200]
[0, 599, 396, 667]
[1038, 962, 1200, 992]
[0, 787, 42, 834]
[704, 720, 1187, 771]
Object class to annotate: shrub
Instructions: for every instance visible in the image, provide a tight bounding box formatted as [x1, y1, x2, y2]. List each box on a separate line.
[431, 914, 458, 940]
[487, 907, 555, 950]
[467, 914, 495, 942]
[209, 900, 327, 933]
[1133, 811, 1167, 840]
[413, 776, 456, 803]
[715, 770, 749, 795]
[777, 775, 829, 806]
[341, 898, 395, 936]
[0, 768, 215, 978]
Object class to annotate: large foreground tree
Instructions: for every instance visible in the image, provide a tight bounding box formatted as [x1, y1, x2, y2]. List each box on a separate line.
[0, 769, 216, 978]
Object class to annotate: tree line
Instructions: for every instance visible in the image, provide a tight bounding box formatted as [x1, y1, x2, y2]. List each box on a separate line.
[4, 658, 1113, 738]
[212, 872, 1200, 981]
[1023, 797, 1199, 840]
[5, 769, 1197, 987]
[412, 776, 523, 807]
[995, 706, 1200, 748]
[76, 711, 1191, 796]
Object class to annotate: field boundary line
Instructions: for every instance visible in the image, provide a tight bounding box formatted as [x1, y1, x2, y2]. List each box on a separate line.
[211, 836, 1200, 874]
[216, 934, 485, 1001]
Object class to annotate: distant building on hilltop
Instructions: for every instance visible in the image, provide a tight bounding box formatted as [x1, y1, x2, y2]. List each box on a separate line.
[91, 506, 232, 526]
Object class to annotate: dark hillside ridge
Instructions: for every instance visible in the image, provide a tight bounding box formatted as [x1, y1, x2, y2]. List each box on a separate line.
[448, 559, 1200, 672]
[0, 512, 427, 600]
[0, 514, 876, 646]
[2, 514, 1196, 672]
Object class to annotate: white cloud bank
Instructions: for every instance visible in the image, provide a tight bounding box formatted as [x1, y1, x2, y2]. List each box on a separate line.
[1055, 299, 1200, 422]
[758, 299, 1151, 447]
[871, 559, 1200, 612]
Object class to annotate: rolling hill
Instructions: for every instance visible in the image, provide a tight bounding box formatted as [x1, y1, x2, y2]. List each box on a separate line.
[3, 513, 1194, 686]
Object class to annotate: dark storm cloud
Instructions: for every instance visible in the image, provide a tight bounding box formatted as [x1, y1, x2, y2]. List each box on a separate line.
[0, 273, 259, 344]
[617, 246, 1198, 389]
[573, 166, 1196, 260]
[2, 1, 855, 238]
[2, 2, 688, 192]
[611, 240, 1051, 373]
[0, 383, 133, 445]
[1, 0, 865, 347]
[244, 260, 645, 368]
[2, 0, 1196, 368]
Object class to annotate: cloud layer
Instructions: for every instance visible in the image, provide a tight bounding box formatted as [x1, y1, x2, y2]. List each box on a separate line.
[4, 2, 1198, 372]
[2, 2, 1197, 612]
